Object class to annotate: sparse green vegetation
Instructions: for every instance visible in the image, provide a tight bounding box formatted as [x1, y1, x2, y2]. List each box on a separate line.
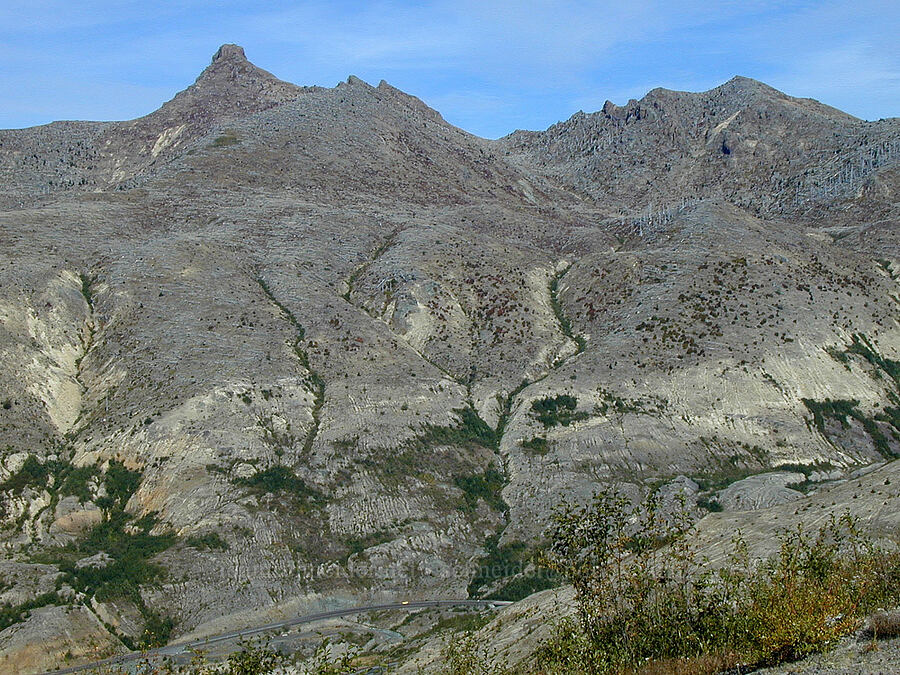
[875, 258, 899, 281]
[530, 394, 589, 428]
[774, 460, 835, 476]
[532, 487, 900, 674]
[467, 536, 527, 596]
[454, 467, 507, 513]
[0, 592, 62, 632]
[816, 335, 900, 458]
[75, 637, 360, 673]
[549, 266, 586, 354]
[803, 398, 899, 459]
[78, 272, 95, 307]
[141, 609, 175, 648]
[691, 443, 770, 492]
[211, 130, 240, 147]
[696, 496, 722, 512]
[693, 465, 758, 493]
[427, 611, 492, 637]
[467, 536, 561, 600]
[52, 511, 174, 604]
[343, 529, 392, 559]
[358, 448, 428, 482]
[233, 465, 322, 510]
[845, 333, 900, 389]
[23, 459, 177, 648]
[803, 397, 860, 434]
[521, 436, 549, 456]
[255, 414, 297, 455]
[97, 460, 142, 511]
[694, 458, 833, 498]
[487, 570, 560, 602]
[416, 406, 498, 451]
[0, 455, 50, 495]
[594, 388, 666, 417]
[255, 276, 324, 458]
[342, 230, 399, 304]
[440, 631, 506, 675]
[0, 454, 99, 507]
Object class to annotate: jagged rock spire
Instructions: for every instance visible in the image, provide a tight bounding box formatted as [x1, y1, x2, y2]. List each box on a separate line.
[211, 44, 247, 64]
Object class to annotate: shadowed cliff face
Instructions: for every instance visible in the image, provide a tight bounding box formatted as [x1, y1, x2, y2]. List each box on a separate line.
[0, 45, 899, 672]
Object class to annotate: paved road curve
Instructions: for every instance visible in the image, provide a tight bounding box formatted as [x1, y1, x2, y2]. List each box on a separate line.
[43, 599, 513, 675]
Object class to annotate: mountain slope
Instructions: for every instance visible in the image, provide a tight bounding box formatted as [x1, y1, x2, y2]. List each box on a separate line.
[501, 76, 900, 224]
[0, 46, 899, 673]
[0, 44, 306, 204]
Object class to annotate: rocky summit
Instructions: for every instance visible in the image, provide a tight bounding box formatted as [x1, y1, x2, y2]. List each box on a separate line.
[0, 45, 899, 673]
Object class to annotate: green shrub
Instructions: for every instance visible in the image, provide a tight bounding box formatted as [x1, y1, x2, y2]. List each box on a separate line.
[0, 592, 61, 632]
[803, 398, 860, 434]
[811, 334, 900, 459]
[549, 267, 586, 354]
[55, 511, 175, 604]
[803, 398, 898, 459]
[427, 611, 492, 637]
[486, 570, 561, 602]
[79, 272, 94, 307]
[467, 535, 562, 601]
[467, 536, 526, 596]
[845, 333, 900, 388]
[211, 130, 240, 147]
[367, 407, 500, 485]
[540, 488, 900, 673]
[440, 631, 507, 675]
[696, 496, 722, 512]
[234, 465, 322, 510]
[693, 465, 762, 492]
[343, 529, 392, 560]
[141, 609, 175, 648]
[417, 406, 498, 451]
[521, 436, 549, 456]
[0, 455, 48, 494]
[454, 467, 507, 513]
[531, 395, 589, 428]
[97, 460, 141, 511]
[0, 456, 99, 511]
[15, 454, 180, 645]
[56, 463, 98, 502]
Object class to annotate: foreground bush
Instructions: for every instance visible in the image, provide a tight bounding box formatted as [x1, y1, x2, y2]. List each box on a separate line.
[534, 488, 900, 674]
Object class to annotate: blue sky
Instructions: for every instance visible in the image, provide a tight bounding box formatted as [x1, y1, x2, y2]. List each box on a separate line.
[1, 1, 898, 138]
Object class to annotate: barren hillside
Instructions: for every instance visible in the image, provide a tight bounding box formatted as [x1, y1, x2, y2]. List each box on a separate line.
[0, 45, 898, 673]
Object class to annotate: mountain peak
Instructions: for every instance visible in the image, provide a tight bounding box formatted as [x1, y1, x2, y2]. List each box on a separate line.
[186, 44, 302, 102]
[724, 75, 765, 88]
[211, 43, 248, 64]
[96, 44, 304, 180]
[197, 44, 277, 85]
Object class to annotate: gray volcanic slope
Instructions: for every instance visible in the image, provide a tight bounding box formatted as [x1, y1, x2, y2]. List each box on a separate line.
[0, 45, 899, 672]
